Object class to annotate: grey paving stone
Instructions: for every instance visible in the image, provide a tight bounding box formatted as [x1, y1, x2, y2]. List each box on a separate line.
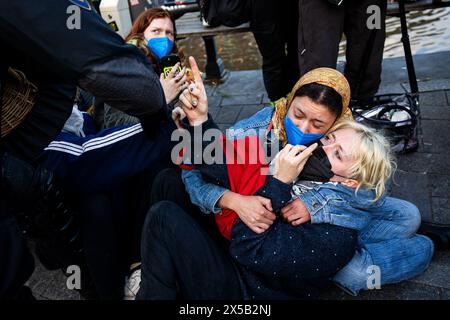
[208, 106, 221, 120]
[321, 281, 443, 300]
[262, 94, 271, 104]
[205, 84, 217, 97]
[428, 174, 450, 198]
[213, 70, 266, 96]
[397, 153, 450, 175]
[207, 94, 222, 108]
[410, 251, 450, 290]
[216, 123, 232, 132]
[431, 250, 450, 264]
[236, 104, 267, 122]
[441, 288, 450, 300]
[220, 94, 263, 106]
[376, 83, 405, 95]
[421, 120, 450, 154]
[421, 106, 450, 120]
[356, 282, 443, 300]
[28, 256, 81, 300]
[446, 91, 450, 105]
[402, 79, 450, 93]
[415, 131, 426, 154]
[380, 52, 450, 85]
[391, 170, 432, 222]
[316, 252, 450, 300]
[431, 197, 450, 225]
[419, 91, 449, 107]
[214, 105, 243, 124]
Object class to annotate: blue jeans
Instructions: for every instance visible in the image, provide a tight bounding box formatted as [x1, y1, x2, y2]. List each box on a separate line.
[333, 197, 434, 295]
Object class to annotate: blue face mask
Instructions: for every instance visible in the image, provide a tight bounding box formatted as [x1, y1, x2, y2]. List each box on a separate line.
[284, 116, 325, 146]
[146, 36, 174, 60]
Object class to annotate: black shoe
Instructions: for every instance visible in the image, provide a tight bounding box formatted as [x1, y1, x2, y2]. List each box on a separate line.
[418, 222, 450, 250]
[12, 286, 36, 301]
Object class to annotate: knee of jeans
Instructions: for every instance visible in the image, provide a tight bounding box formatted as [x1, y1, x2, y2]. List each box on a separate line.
[415, 235, 435, 271]
[399, 201, 422, 235]
[333, 250, 374, 296]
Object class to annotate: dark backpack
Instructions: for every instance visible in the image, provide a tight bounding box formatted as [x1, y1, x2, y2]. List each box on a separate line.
[199, 0, 250, 27]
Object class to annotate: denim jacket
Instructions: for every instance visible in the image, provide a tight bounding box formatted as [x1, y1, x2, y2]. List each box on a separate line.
[298, 181, 385, 231]
[181, 106, 385, 231]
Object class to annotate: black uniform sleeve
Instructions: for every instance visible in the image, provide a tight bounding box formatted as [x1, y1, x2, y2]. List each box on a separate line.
[0, 0, 165, 118]
[0, 206, 35, 298]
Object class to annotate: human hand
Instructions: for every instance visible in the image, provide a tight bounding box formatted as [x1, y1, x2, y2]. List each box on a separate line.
[274, 143, 318, 184]
[159, 62, 188, 104]
[218, 191, 276, 234]
[280, 198, 311, 226]
[171, 105, 186, 129]
[178, 56, 208, 126]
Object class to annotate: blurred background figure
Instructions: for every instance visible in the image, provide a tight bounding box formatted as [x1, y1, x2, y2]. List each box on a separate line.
[249, 0, 300, 102]
[297, 0, 388, 102]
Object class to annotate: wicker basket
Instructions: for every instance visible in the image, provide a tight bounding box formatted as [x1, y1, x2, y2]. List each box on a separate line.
[1, 68, 37, 137]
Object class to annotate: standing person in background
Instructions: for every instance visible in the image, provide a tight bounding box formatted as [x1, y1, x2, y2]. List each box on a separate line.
[249, 0, 300, 102]
[297, 0, 387, 102]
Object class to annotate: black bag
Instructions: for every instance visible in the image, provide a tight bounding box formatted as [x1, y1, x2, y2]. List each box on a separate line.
[351, 93, 420, 153]
[350, 0, 420, 154]
[199, 0, 250, 27]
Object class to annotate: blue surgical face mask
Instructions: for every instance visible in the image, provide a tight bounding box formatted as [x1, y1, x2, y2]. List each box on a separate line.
[284, 116, 325, 146]
[146, 36, 174, 60]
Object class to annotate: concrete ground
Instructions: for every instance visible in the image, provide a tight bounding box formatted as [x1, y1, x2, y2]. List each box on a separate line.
[28, 51, 450, 300]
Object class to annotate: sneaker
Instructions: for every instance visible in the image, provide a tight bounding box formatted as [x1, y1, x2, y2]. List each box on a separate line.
[124, 269, 141, 300]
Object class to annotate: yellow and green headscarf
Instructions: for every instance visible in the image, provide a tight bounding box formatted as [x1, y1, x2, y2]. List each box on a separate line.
[272, 67, 352, 145]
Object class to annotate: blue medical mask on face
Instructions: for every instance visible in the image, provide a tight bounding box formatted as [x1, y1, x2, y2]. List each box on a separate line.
[146, 36, 174, 60]
[284, 116, 325, 146]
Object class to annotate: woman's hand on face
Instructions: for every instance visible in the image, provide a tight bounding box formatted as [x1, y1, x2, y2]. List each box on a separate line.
[159, 62, 188, 104]
[178, 56, 208, 126]
[218, 191, 276, 234]
[280, 198, 311, 226]
[274, 143, 318, 184]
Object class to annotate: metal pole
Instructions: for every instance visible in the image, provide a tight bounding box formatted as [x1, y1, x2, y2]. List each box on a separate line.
[398, 0, 419, 94]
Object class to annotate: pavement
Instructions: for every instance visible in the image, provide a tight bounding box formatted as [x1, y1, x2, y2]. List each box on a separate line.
[27, 51, 450, 300]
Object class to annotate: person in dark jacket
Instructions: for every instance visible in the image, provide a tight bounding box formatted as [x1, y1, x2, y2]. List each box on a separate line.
[0, 0, 167, 299]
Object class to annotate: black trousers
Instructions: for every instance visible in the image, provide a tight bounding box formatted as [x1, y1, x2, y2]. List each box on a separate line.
[137, 168, 243, 299]
[78, 165, 174, 300]
[0, 206, 35, 300]
[148, 167, 224, 244]
[249, 0, 300, 101]
[137, 200, 244, 300]
[298, 0, 387, 100]
[1, 153, 35, 300]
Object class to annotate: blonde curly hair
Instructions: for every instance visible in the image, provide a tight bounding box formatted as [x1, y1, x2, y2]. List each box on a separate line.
[331, 119, 396, 201]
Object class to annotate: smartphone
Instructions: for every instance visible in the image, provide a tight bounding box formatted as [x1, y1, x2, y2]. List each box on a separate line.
[161, 54, 182, 78]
